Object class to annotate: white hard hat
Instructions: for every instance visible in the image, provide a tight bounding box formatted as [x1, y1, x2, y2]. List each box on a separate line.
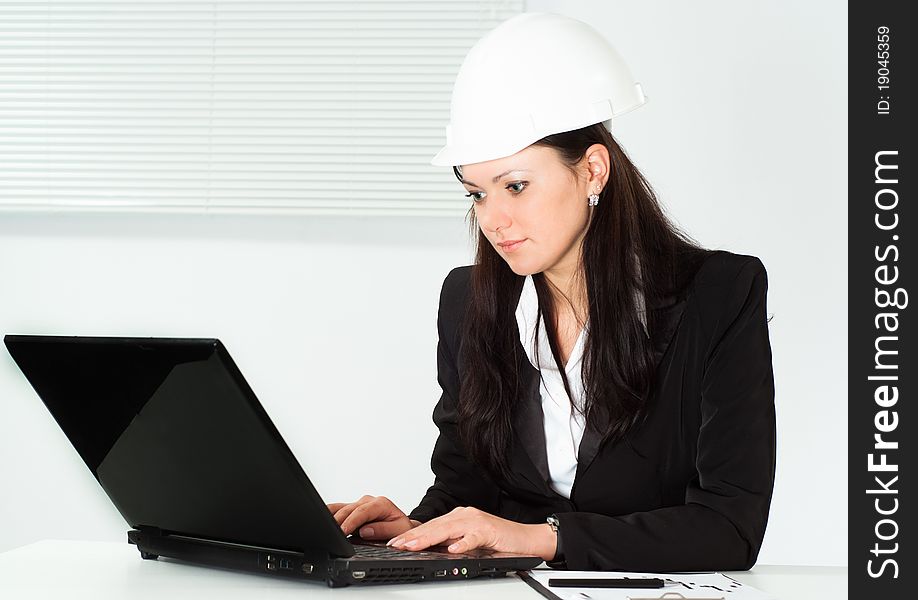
[431, 12, 647, 167]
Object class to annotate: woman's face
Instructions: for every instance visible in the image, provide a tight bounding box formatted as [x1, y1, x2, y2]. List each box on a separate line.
[460, 144, 607, 278]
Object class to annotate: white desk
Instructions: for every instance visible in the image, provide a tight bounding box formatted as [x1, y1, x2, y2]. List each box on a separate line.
[0, 540, 847, 599]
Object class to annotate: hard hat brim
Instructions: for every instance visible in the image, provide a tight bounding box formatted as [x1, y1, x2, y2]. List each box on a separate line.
[429, 92, 647, 168]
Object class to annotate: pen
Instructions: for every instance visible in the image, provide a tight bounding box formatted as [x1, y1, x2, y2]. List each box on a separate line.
[548, 577, 665, 588]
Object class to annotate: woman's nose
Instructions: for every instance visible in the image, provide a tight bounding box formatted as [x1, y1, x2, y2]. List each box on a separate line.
[477, 199, 513, 234]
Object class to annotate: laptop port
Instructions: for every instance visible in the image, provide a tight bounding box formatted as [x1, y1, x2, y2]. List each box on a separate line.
[279, 558, 293, 570]
[352, 571, 366, 579]
[434, 569, 447, 577]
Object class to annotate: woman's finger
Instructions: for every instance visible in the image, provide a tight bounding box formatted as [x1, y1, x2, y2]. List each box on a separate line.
[340, 500, 402, 536]
[329, 495, 376, 526]
[446, 533, 482, 554]
[356, 519, 412, 541]
[389, 514, 467, 551]
[331, 503, 363, 526]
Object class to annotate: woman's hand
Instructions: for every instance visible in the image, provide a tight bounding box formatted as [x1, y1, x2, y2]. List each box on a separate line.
[326, 495, 421, 541]
[386, 506, 557, 561]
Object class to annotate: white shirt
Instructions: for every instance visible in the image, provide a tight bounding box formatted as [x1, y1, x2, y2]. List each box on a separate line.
[514, 275, 647, 498]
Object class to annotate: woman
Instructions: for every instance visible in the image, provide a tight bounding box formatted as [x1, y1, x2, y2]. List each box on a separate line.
[328, 12, 775, 572]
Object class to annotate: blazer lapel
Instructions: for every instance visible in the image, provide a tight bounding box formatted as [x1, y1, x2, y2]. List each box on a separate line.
[510, 315, 554, 491]
[574, 291, 688, 480]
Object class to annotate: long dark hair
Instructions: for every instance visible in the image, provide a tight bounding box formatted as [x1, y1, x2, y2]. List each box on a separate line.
[453, 123, 710, 481]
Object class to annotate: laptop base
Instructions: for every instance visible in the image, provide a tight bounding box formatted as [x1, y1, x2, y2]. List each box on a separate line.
[127, 528, 334, 585]
[127, 528, 531, 587]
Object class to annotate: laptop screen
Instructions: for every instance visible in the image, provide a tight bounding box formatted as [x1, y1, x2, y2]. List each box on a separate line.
[4, 335, 353, 557]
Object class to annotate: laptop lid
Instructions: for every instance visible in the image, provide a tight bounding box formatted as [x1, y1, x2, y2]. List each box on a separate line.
[4, 334, 354, 558]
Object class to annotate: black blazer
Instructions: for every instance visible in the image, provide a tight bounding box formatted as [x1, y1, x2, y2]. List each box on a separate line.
[408, 250, 776, 572]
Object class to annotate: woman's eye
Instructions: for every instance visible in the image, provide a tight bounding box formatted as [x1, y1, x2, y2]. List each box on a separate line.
[464, 182, 527, 203]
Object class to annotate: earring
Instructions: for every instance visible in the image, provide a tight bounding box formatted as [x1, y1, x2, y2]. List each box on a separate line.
[588, 186, 600, 206]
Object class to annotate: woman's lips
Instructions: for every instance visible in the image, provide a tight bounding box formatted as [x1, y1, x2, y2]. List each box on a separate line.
[497, 239, 526, 253]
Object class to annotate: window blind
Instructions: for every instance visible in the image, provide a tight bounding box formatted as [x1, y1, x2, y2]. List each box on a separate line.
[0, 0, 523, 216]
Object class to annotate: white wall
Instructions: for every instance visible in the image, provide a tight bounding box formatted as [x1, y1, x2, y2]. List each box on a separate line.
[0, 0, 846, 567]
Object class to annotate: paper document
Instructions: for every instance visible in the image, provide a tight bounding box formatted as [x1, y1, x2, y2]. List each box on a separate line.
[520, 569, 775, 600]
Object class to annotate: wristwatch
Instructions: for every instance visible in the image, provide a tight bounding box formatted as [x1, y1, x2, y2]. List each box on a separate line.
[545, 514, 566, 568]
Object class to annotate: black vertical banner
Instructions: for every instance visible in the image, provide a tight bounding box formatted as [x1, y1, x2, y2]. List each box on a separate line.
[850, 1, 916, 596]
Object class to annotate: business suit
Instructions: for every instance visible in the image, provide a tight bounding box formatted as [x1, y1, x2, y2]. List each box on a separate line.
[408, 249, 776, 572]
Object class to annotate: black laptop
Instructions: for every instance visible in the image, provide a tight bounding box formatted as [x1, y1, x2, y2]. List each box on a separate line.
[3, 334, 543, 587]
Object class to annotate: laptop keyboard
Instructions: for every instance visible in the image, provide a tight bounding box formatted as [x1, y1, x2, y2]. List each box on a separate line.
[352, 544, 457, 560]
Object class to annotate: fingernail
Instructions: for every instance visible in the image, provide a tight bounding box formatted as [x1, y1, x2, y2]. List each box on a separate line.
[404, 540, 417, 548]
[388, 538, 403, 547]
[448, 543, 458, 552]
[360, 527, 374, 537]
